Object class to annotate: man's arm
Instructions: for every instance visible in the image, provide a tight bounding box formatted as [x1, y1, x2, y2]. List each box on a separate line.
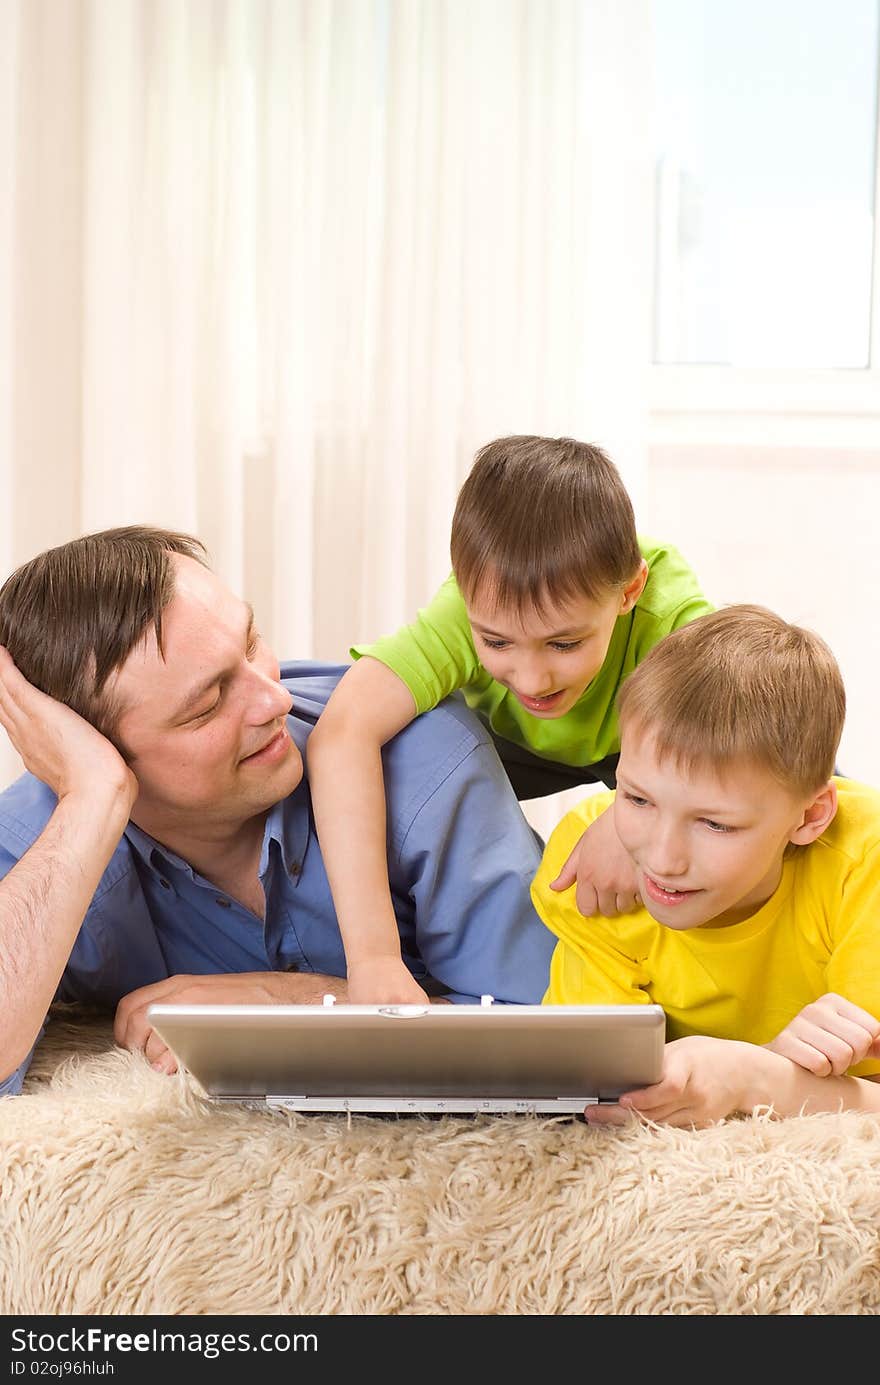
[113, 972, 350, 1072]
[115, 971, 452, 1073]
[389, 708, 557, 1005]
[0, 648, 137, 1083]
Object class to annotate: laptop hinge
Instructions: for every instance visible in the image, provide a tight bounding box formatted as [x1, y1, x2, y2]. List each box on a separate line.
[263, 1095, 600, 1114]
[213, 1094, 270, 1104]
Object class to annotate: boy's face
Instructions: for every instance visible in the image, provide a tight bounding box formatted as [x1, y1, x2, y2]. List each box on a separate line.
[613, 729, 832, 930]
[466, 567, 645, 718]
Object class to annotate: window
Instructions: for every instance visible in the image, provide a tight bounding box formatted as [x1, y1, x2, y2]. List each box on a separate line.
[652, 0, 879, 371]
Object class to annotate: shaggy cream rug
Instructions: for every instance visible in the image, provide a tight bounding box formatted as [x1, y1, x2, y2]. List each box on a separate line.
[2, 1006, 880, 1315]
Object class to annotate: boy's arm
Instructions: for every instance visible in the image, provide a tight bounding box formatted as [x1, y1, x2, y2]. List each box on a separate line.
[305, 656, 430, 1003]
[758, 836, 880, 1083]
[764, 993, 880, 1076]
[548, 803, 641, 917]
[0, 648, 137, 1084]
[583, 1034, 880, 1128]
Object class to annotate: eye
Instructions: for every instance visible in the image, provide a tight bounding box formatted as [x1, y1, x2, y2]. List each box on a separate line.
[622, 791, 649, 808]
[246, 631, 260, 660]
[192, 696, 221, 723]
[480, 636, 510, 650]
[549, 640, 583, 652]
[702, 818, 735, 834]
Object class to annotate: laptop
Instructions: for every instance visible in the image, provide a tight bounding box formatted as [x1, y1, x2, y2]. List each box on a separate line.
[147, 998, 666, 1115]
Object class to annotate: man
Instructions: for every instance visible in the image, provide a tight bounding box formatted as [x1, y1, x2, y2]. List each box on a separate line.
[0, 527, 555, 1095]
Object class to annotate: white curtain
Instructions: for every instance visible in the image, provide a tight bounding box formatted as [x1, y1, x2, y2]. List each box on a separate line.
[0, 0, 652, 806]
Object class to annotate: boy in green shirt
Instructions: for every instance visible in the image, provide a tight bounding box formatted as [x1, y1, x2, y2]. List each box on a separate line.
[308, 434, 713, 1004]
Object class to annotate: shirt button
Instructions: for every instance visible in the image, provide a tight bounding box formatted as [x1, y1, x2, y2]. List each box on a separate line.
[288, 862, 301, 877]
[159, 878, 171, 890]
[216, 897, 232, 908]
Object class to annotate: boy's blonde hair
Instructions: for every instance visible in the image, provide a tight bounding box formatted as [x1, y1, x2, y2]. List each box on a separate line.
[617, 605, 845, 796]
[450, 435, 642, 616]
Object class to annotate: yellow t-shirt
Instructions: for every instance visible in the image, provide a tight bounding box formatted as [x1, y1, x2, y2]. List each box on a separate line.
[532, 778, 880, 1078]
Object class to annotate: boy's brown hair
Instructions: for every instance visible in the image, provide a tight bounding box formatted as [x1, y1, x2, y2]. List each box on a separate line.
[616, 605, 845, 795]
[0, 526, 209, 747]
[449, 435, 642, 615]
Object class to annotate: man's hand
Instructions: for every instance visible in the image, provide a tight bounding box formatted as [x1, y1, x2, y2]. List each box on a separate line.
[346, 956, 430, 1006]
[0, 646, 136, 807]
[765, 993, 880, 1077]
[114, 972, 349, 1074]
[548, 805, 641, 917]
[583, 1035, 759, 1129]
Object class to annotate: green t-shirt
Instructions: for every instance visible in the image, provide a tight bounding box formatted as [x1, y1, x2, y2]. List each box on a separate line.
[351, 537, 714, 768]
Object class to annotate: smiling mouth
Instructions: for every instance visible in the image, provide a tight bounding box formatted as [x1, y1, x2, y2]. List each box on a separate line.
[240, 726, 289, 765]
[642, 872, 700, 905]
[515, 689, 566, 712]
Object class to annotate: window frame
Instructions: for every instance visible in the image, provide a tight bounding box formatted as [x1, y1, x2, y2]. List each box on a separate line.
[649, 11, 880, 448]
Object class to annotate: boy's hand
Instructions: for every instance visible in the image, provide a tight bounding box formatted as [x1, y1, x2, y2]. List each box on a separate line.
[346, 956, 431, 1006]
[764, 993, 880, 1076]
[583, 1035, 756, 1129]
[548, 804, 641, 917]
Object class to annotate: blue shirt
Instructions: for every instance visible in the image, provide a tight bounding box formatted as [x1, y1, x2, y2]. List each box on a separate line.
[0, 662, 555, 1094]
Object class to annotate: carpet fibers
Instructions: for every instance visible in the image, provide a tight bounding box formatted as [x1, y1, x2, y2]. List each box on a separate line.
[2, 1008, 880, 1315]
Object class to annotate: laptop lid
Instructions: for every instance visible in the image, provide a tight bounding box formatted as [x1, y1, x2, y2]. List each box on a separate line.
[147, 1001, 666, 1114]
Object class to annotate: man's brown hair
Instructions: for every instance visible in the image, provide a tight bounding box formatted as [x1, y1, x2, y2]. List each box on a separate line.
[0, 526, 209, 747]
[449, 435, 642, 615]
[616, 605, 845, 795]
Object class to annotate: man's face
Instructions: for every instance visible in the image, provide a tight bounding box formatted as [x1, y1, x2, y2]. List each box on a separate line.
[613, 730, 816, 930]
[465, 583, 630, 719]
[113, 555, 302, 831]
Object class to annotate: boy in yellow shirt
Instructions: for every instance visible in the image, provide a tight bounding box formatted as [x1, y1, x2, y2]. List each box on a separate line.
[533, 604, 880, 1127]
[308, 434, 712, 1004]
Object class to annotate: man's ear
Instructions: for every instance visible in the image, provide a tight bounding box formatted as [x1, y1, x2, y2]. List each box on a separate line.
[789, 780, 838, 846]
[619, 560, 649, 615]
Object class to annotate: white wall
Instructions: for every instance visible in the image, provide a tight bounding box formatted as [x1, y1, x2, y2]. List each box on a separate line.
[644, 442, 880, 786]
